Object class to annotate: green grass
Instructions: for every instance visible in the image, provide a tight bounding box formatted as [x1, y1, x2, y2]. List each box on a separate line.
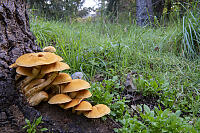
[30, 16, 200, 132]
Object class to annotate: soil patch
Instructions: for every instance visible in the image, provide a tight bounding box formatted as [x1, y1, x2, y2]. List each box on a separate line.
[0, 105, 25, 133]
[0, 102, 118, 133]
[35, 102, 118, 133]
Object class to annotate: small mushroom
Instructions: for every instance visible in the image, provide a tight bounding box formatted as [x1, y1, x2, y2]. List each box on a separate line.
[45, 73, 72, 94]
[40, 62, 70, 74]
[74, 101, 92, 115]
[84, 104, 110, 118]
[19, 76, 36, 89]
[69, 90, 92, 99]
[48, 94, 72, 104]
[51, 73, 72, 85]
[16, 67, 34, 77]
[62, 79, 91, 93]
[43, 46, 56, 53]
[28, 91, 48, 106]
[60, 98, 82, 109]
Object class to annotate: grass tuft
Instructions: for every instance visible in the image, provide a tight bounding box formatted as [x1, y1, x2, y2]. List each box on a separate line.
[30, 15, 200, 132]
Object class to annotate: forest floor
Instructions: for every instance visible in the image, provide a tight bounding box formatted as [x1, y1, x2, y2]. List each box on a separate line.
[0, 91, 162, 133]
[0, 102, 118, 133]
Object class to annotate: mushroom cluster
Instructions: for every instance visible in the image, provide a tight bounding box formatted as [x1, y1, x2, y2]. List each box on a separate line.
[10, 47, 110, 119]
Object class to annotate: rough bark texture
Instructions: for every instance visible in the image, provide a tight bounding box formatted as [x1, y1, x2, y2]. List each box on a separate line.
[0, 1, 117, 132]
[0, 0, 40, 111]
[136, 0, 154, 26]
[0, 0, 50, 131]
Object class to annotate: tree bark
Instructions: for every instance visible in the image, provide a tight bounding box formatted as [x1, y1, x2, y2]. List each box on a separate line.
[0, 1, 117, 132]
[136, 0, 154, 26]
[0, 0, 66, 132]
[0, 0, 40, 108]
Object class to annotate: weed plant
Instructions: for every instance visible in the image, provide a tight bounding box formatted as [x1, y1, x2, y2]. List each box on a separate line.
[23, 116, 47, 133]
[30, 9, 200, 132]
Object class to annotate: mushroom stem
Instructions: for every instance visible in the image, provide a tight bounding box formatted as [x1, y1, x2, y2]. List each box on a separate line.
[59, 104, 65, 109]
[36, 73, 46, 79]
[25, 72, 58, 97]
[72, 108, 76, 113]
[20, 76, 34, 88]
[19, 66, 41, 88]
[22, 79, 45, 94]
[69, 92, 78, 98]
[15, 74, 23, 81]
[77, 111, 83, 115]
[60, 85, 65, 93]
[32, 66, 41, 77]
[59, 85, 63, 94]
[44, 84, 60, 92]
[28, 91, 48, 106]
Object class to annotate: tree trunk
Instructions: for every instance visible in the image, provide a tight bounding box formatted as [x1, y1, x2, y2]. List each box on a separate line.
[0, 0, 62, 132]
[0, 0, 40, 111]
[0, 1, 117, 132]
[152, 0, 165, 22]
[136, 0, 154, 26]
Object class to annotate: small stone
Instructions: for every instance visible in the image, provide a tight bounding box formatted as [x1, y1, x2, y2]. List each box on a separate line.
[154, 46, 159, 51]
[0, 112, 7, 120]
[71, 72, 84, 79]
[124, 72, 137, 93]
[125, 94, 134, 100]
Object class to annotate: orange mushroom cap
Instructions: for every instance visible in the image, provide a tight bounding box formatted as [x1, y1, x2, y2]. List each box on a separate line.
[48, 94, 72, 104]
[84, 104, 110, 118]
[16, 52, 63, 67]
[43, 46, 56, 53]
[52, 73, 72, 85]
[74, 101, 92, 111]
[69, 89, 92, 99]
[61, 98, 83, 109]
[40, 62, 70, 74]
[62, 79, 90, 93]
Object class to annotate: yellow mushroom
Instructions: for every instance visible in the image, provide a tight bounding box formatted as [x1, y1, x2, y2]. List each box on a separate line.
[74, 101, 92, 115]
[15, 52, 63, 67]
[60, 98, 83, 110]
[43, 46, 56, 53]
[48, 94, 72, 104]
[84, 104, 110, 118]
[62, 79, 90, 93]
[69, 89, 92, 99]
